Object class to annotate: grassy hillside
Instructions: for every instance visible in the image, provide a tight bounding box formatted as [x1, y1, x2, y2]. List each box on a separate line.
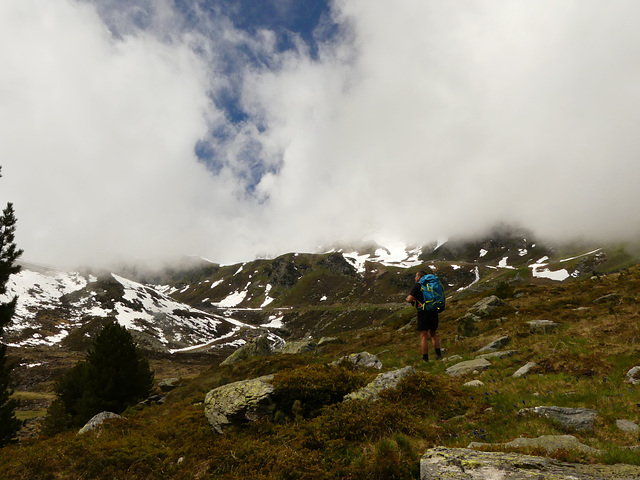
[3, 260, 640, 479]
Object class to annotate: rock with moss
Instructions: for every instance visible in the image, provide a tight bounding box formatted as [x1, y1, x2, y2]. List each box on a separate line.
[470, 295, 506, 316]
[280, 339, 317, 354]
[344, 366, 415, 402]
[625, 366, 640, 385]
[220, 335, 272, 366]
[421, 446, 640, 479]
[468, 434, 600, 454]
[527, 319, 559, 333]
[445, 358, 491, 377]
[332, 351, 382, 370]
[476, 349, 516, 360]
[512, 362, 536, 378]
[204, 375, 275, 434]
[476, 335, 510, 353]
[519, 406, 598, 431]
[78, 411, 122, 435]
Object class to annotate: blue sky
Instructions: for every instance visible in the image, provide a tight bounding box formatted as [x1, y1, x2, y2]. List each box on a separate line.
[2, 1, 640, 268]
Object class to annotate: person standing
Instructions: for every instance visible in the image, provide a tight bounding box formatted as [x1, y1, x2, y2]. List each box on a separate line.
[406, 270, 442, 361]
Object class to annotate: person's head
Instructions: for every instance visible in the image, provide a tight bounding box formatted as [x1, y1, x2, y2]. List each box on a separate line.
[415, 270, 428, 282]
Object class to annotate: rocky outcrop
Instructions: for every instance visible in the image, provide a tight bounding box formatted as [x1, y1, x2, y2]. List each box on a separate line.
[158, 377, 180, 392]
[476, 350, 515, 361]
[468, 434, 599, 454]
[332, 351, 382, 370]
[527, 319, 559, 333]
[204, 375, 276, 434]
[470, 295, 506, 316]
[445, 358, 491, 377]
[519, 406, 598, 431]
[280, 339, 317, 354]
[78, 411, 122, 435]
[476, 335, 510, 353]
[512, 362, 536, 378]
[616, 419, 640, 432]
[420, 446, 640, 480]
[344, 366, 415, 402]
[625, 366, 640, 385]
[220, 335, 272, 366]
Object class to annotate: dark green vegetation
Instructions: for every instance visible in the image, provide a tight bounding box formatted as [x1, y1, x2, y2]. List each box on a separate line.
[3, 250, 640, 478]
[0, 166, 24, 447]
[43, 322, 154, 435]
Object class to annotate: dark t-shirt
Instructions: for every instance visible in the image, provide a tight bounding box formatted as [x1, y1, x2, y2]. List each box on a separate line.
[410, 282, 439, 332]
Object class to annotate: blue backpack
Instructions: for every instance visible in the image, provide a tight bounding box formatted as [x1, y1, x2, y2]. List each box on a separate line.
[418, 274, 446, 312]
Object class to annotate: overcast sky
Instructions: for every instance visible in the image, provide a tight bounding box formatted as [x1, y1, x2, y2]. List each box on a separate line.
[2, 0, 640, 269]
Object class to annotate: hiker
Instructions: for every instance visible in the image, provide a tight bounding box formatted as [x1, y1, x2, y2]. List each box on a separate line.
[406, 270, 442, 361]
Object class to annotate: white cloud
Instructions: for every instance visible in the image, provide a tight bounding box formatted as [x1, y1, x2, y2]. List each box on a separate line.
[2, 0, 640, 269]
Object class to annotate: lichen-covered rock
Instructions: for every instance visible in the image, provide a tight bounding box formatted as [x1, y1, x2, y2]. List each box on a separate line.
[78, 411, 122, 435]
[470, 295, 506, 316]
[519, 406, 598, 431]
[616, 419, 640, 433]
[625, 366, 640, 385]
[280, 339, 317, 354]
[512, 362, 536, 378]
[468, 434, 599, 454]
[221, 335, 272, 366]
[204, 375, 275, 434]
[476, 349, 516, 360]
[476, 336, 510, 353]
[445, 358, 491, 377]
[527, 319, 559, 333]
[463, 380, 485, 388]
[332, 351, 382, 370]
[344, 366, 415, 402]
[420, 446, 640, 479]
[158, 377, 180, 392]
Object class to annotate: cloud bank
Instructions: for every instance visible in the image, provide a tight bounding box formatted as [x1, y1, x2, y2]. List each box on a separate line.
[2, 0, 640, 268]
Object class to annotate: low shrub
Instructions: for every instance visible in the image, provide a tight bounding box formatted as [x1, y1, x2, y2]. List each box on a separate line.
[271, 364, 368, 418]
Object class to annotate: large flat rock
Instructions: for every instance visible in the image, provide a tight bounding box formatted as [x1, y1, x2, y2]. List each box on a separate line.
[421, 447, 640, 479]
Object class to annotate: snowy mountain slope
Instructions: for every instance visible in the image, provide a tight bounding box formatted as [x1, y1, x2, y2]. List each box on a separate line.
[1, 233, 612, 354]
[1, 266, 265, 352]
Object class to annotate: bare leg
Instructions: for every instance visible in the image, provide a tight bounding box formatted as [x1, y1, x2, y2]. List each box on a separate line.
[420, 331, 430, 355]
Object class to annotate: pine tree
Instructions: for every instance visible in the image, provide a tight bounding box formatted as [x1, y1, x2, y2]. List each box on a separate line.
[0, 166, 24, 446]
[45, 321, 154, 433]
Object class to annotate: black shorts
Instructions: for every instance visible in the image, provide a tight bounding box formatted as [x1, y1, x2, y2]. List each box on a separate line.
[417, 310, 439, 332]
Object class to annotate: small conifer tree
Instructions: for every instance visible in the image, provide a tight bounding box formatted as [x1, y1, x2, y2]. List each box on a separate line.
[45, 321, 154, 433]
[0, 167, 24, 446]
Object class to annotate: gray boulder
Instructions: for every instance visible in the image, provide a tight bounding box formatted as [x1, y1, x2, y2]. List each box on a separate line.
[469, 434, 599, 454]
[344, 366, 415, 402]
[204, 375, 276, 434]
[617, 419, 640, 433]
[445, 358, 491, 377]
[280, 339, 317, 354]
[470, 295, 506, 316]
[78, 411, 122, 435]
[519, 406, 598, 431]
[420, 447, 640, 480]
[158, 377, 180, 392]
[625, 366, 640, 385]
[476, 349, 516, 360]
[221, 335, 272, 366]
[463, 380, 485, 388]
[476, 335, 510, 353]
[332, 351, 382, 370]
[512, 362, 536, 378]
[528, 319, 559, 333]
